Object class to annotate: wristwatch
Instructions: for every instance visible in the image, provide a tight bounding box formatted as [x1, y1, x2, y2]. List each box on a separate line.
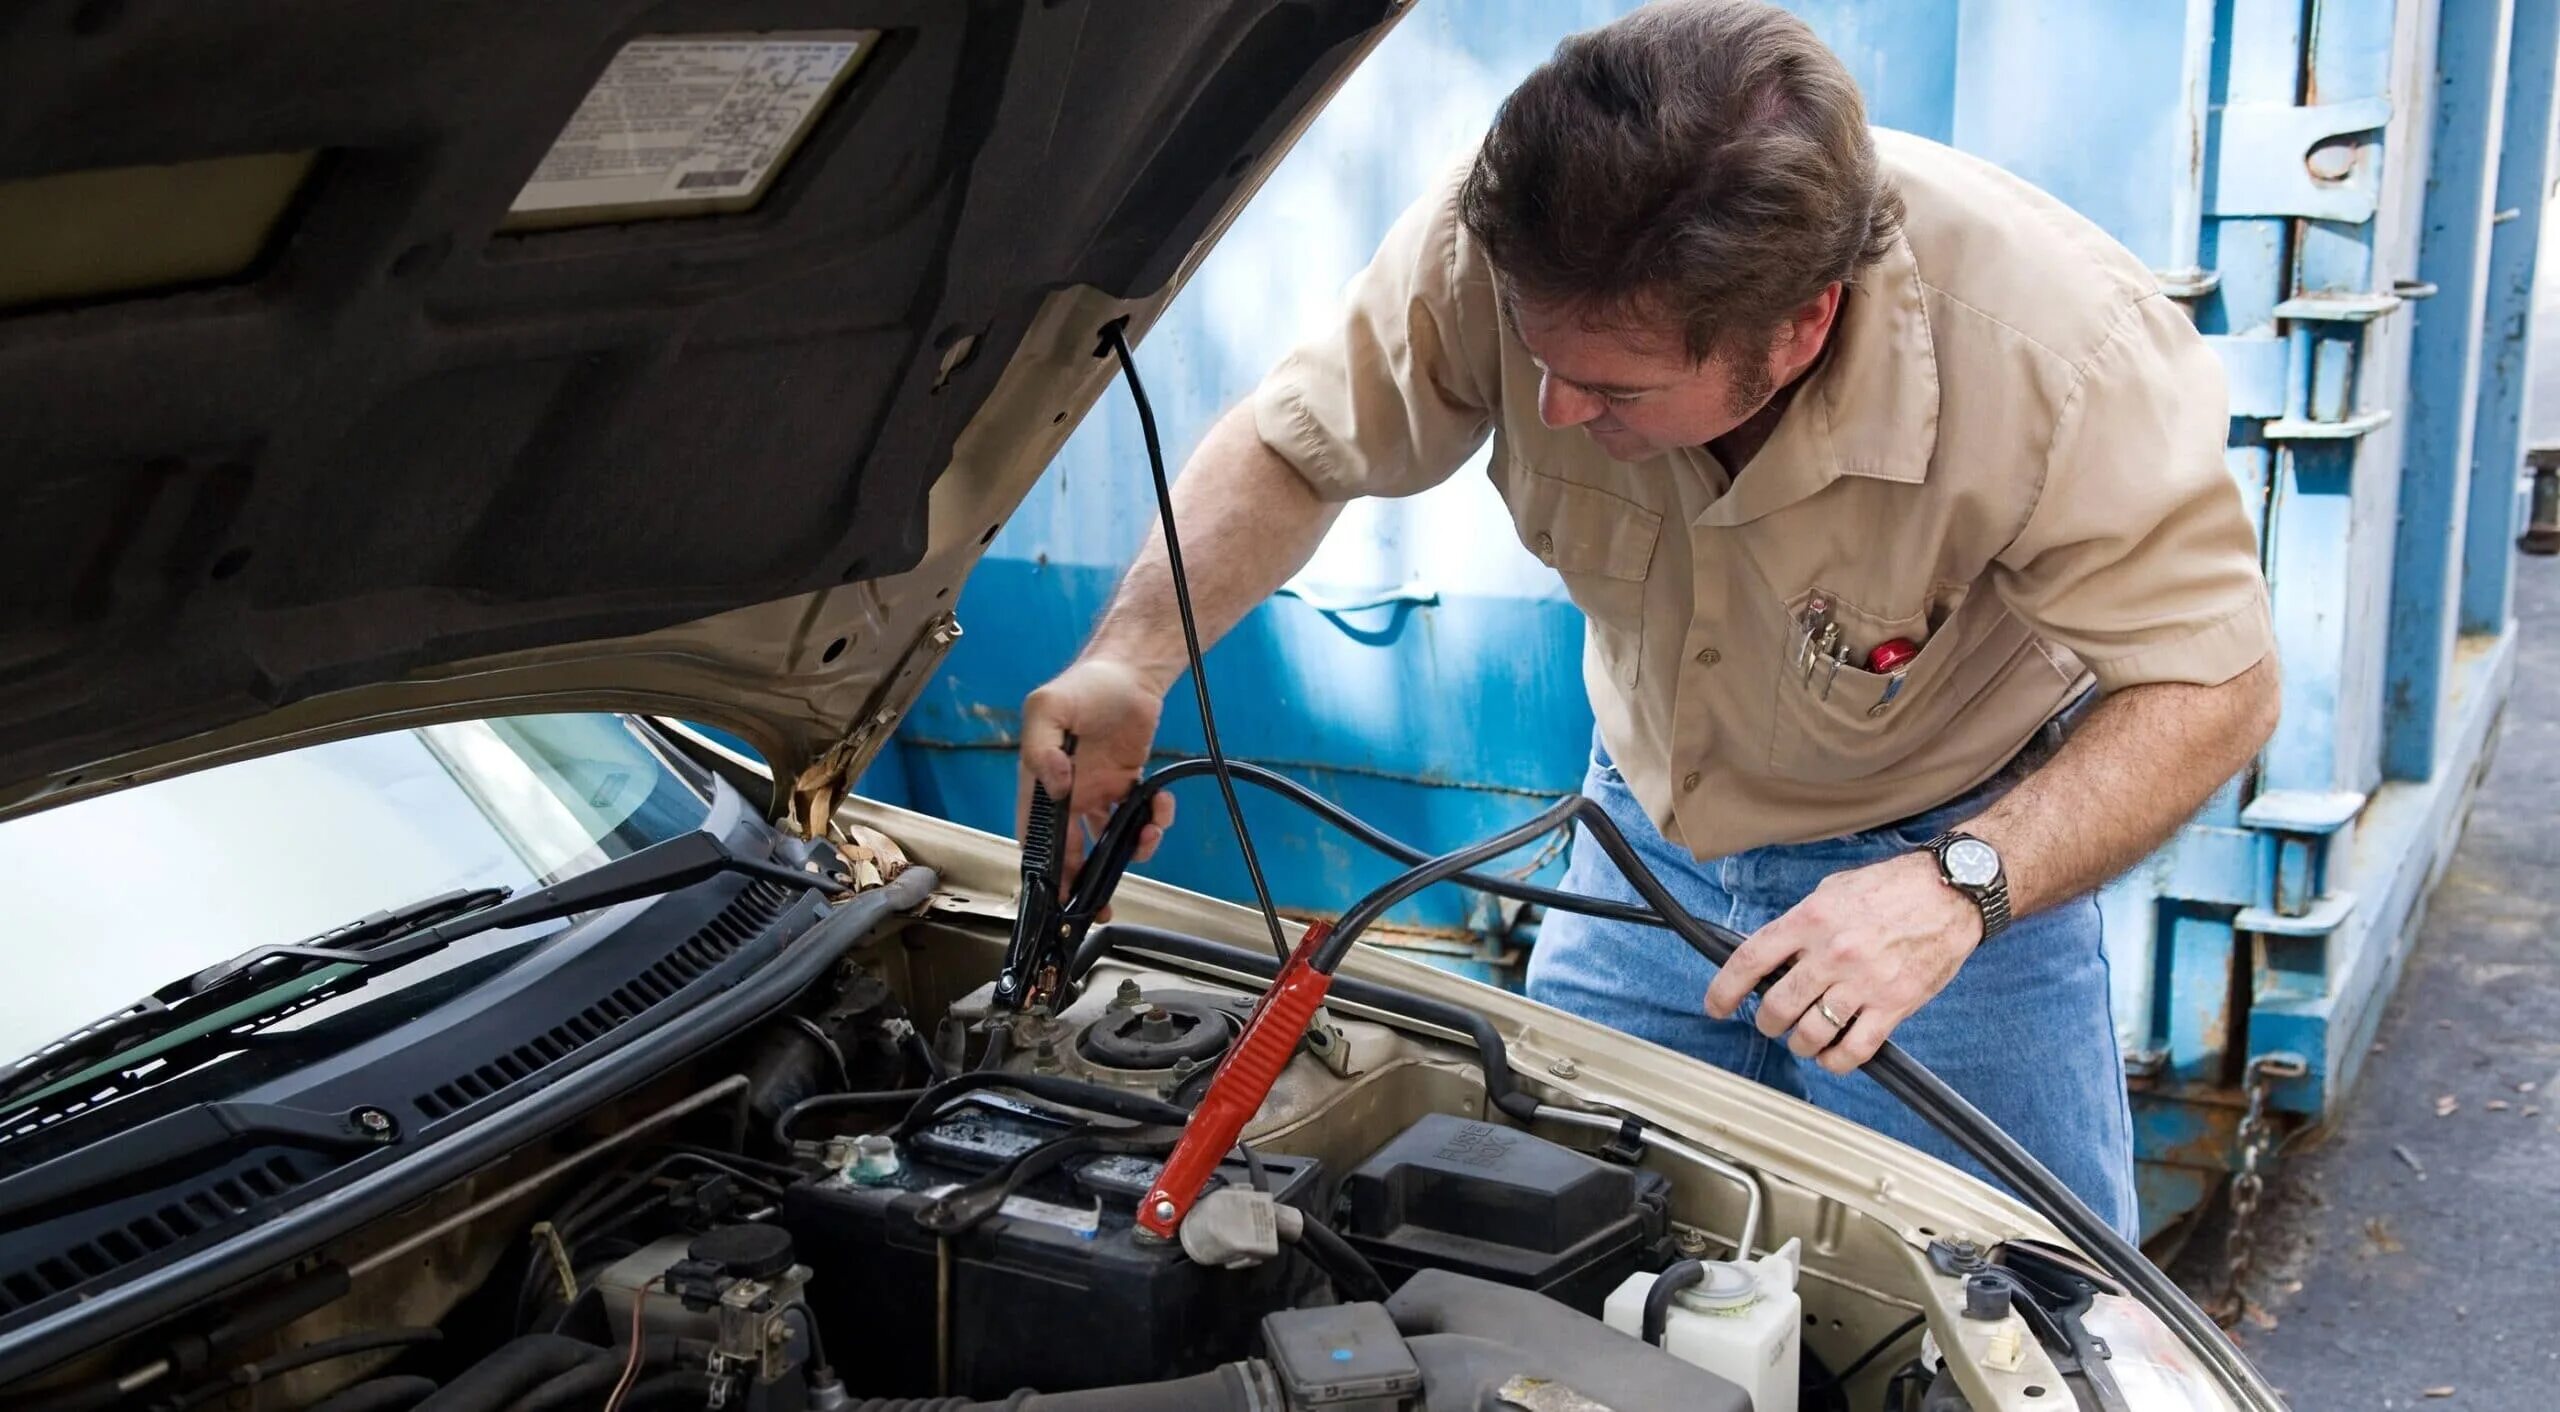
[1925, 832, 2011, 940]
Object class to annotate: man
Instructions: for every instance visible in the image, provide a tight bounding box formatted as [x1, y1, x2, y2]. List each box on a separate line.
[1016, 0, 2279, 1234]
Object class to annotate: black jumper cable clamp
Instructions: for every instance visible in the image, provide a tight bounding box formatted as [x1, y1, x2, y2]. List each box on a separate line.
[992, 732, 1076, 1014]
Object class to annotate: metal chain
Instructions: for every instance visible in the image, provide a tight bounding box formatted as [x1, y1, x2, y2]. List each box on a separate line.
[2215, 1051, 2307, 1324]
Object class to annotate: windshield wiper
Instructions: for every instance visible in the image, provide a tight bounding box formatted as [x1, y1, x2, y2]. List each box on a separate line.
[0, 888, 510, 1116]
[0, 831, 845, 1118]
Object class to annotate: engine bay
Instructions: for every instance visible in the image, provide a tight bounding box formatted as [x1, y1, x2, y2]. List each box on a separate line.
[15, 885, 2202, 1412]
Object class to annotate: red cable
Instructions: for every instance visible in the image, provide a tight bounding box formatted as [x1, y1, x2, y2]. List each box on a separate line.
[1134, 923, 1335, 1240]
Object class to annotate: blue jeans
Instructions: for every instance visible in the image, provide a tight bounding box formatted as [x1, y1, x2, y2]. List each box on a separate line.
[1525, 731, 2139, 1237]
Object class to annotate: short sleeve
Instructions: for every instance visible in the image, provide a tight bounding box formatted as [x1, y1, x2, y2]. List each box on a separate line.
[1248, 165, 1500, 501]
[1994, 295, 2274, 691]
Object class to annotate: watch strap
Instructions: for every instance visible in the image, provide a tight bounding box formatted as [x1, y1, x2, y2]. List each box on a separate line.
[1926, 831, 2011, 940]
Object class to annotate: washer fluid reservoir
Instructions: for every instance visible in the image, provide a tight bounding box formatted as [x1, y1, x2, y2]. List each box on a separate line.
[1604, 1237, 1803, 1412]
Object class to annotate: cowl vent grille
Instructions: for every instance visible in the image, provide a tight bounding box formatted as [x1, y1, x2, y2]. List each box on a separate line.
[0, 1152, 318, 1320]
[411, 878, 794, 1122]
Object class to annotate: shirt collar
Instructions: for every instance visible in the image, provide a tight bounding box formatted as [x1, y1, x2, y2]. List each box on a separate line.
[1688, 229, 1940, 528]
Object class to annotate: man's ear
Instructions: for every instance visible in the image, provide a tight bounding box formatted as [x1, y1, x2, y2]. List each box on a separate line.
[1786, 284, 1844, 350]
[1772, 283, 1845, 372]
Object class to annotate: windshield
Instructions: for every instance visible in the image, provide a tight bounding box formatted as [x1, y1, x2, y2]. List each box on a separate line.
[0, 714, 712, 1064]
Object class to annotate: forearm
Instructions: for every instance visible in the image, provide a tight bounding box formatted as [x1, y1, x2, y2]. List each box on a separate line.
[1966, 654, 2283, 917]
[1080, 403, 1344, 691]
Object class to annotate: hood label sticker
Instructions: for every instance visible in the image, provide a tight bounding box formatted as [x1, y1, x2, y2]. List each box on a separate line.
[507, 32, 874, 229]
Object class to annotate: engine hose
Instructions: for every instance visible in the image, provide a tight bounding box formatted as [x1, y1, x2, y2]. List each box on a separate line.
[620, 1370, 715, 1411]
[509, 1338, 676, 1412]
[1084, 924, 1541, 1123]
[1642, 1260, 1707, 1346]
[1065, 761, 2278, 1407]
[308, 1376, 439, 1412]
[411, 1334, 609, 1412]
[161, 1329, 443, 1411]
[1287, 1218, 1391, 1303]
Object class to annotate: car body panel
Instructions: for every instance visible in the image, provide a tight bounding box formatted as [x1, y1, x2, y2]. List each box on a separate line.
[0, 1, 1403, 822]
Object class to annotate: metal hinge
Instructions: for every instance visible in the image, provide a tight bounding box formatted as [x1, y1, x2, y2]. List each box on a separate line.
[2239, 789, 2365, 921]
[2155, 267, 2223, 299]
[2271, 291, 2404, 322]
[787, 613, 963, 839]
[2210, 95, 2393, 222]
[2263, 409, 2393, 440]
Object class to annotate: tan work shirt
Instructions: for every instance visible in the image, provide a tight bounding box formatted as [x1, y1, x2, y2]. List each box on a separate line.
[1250, 130, 2274, 860]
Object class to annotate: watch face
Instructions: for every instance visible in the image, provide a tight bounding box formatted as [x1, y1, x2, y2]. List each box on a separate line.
[1944, 837, 2001, 888]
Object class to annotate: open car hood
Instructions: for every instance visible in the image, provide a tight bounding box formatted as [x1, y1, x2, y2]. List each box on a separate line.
[0, 0, 1402, 823]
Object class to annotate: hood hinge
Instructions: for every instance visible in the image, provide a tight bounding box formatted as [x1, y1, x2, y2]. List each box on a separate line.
[788, 613, 963, 840]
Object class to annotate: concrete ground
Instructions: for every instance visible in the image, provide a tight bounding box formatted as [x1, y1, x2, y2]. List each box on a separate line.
[2182, 554, 2560, 1409]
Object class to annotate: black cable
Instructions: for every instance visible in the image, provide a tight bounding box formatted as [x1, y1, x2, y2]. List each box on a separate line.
[901, 1020, 952, 1083]
[1060, 761, 1658, 978]
[1235, 1141, 1270, 1194]
[789, 1014, 853, 1089]
[1311, 796, 1582, 972]
[158, 1329, 441, 1411]
[1066, 763, 2269, 1401]
[1098, 318, 1291, 964]
[914, 1128, 1182, 1235]
[1885, 1359, 1935, 1410]
[801, 1306, 831, 1381]
[1545, 796, 2262, 1395]
[557, 1152, 782, 1239]
[889, 1069, 1194, 1142]
[659, 1144, 807, 1184]
[1288, 1219, 1391, 1303]
[1562, 800, 2265, 1401]
[772, 1086, 929, 1149]
[1816, 1312, 1928, 1392]
[1641, 1260, 1706, 1346]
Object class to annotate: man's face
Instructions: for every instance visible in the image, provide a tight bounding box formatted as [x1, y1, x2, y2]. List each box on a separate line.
[1509, 292, 1829, 461]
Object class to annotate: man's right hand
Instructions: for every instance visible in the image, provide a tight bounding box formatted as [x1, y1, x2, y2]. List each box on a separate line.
[1018, 657, 1177, 894]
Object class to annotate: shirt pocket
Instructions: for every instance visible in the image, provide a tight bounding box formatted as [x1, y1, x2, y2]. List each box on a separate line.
[1497, 466, 1661, 691]
[1768, 582, 1970, 782]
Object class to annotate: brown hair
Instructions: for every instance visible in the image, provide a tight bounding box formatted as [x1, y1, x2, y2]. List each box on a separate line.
[1460, 0, 1903, 363]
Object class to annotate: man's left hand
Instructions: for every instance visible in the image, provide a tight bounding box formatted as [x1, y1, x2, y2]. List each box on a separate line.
[1702, 851, 1981, 1074]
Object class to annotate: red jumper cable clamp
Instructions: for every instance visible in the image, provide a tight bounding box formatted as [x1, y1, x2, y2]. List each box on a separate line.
[1133, 920, 1336, 1241]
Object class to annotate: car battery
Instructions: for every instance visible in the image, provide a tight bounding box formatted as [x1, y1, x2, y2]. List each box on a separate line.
[781, 1094, 1322, 1399]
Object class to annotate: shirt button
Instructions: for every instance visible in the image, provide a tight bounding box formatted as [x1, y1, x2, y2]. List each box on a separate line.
[1694, 647, 1721, 667]
[1534, 532, 1555, 561]
[1681, 771, 1702, 792]
[1867, 702, 1891, 718]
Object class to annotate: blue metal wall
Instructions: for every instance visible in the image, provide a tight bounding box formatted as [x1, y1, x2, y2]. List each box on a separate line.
[860, 0, 2557, 1236]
